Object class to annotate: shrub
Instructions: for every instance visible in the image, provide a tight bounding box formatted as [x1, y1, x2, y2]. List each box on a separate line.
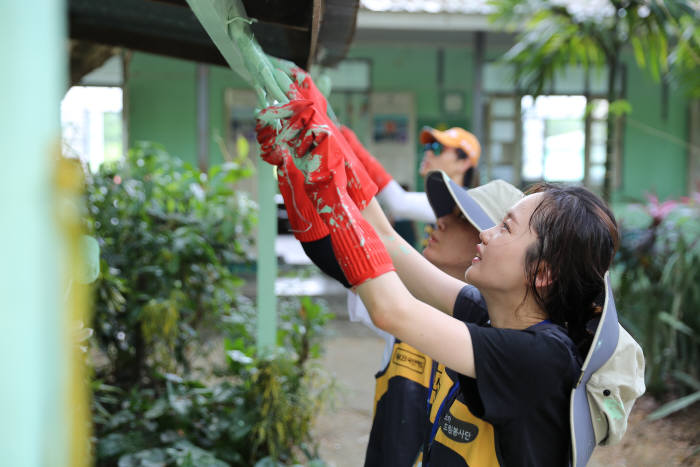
[614, 193, 700, 418]
[86, 143, 334, 465]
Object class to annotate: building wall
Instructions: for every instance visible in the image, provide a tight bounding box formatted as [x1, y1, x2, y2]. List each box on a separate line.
[207, 64, 249, 167]
[621, 54, 689, 201]
[126, 41, 692, 201]
[128, 53, 198, 163]
[128, 52, 249, 167]
[346, 45, 475, 121]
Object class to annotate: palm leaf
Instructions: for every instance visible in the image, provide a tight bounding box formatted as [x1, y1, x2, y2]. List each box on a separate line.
[647, 390, 700, 420]
[672, 371, 700, 391]
[658, 311, 697, 339]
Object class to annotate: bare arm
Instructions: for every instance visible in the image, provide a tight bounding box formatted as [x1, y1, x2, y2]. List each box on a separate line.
[361, 198, 465, 315]
[357, 272, 475, 377]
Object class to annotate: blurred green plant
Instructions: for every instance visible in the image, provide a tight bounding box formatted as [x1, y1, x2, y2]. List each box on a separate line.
[88, 142, 257, 383]
[490, 0, 700, 200]
[86, 143, 335, 465]
[613, 192, 700, 419]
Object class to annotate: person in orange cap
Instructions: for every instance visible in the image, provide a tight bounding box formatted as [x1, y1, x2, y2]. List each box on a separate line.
[419, 126, 481, 188]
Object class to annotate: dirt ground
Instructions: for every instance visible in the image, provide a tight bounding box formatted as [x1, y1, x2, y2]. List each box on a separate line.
[313, 318, 700, 467]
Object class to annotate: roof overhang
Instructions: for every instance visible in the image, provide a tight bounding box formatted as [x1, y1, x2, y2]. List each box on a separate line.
[68, 0, 358, 69]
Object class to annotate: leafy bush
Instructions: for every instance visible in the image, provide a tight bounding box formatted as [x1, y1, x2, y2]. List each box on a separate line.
[86, 143, 334, 465]
[614, 193, 700, 418]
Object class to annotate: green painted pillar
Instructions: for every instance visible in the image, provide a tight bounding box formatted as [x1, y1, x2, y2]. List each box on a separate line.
[256, 164, 278, 351]
[0, 1, 69, 466]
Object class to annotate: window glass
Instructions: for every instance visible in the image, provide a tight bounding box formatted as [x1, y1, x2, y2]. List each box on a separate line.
[61, 86, 123, 171]
[490, 97, 516, 118]
[521, 95, 587, 182]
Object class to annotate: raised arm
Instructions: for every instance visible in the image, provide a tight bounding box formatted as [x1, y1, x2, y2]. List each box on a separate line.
[357, 271, 475, 378]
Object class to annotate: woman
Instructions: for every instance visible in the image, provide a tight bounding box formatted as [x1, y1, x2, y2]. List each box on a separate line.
[359, 185, 615, 466]
[256, 99, 620, 466]
[419, 126, 480, 189]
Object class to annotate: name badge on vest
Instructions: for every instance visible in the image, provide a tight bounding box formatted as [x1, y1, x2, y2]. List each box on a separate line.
[439, 413, 479, 443]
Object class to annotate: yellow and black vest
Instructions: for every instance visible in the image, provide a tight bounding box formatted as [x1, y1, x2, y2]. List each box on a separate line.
[420, 364, 500, 467]
[364, 339, 435, 467]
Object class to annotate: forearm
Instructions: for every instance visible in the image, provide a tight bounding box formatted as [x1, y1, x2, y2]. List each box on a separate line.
[357, 272, 475, 378]
[361, 198, 463, 314]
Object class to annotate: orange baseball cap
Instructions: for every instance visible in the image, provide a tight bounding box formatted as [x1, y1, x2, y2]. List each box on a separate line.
[420, 126, 481, 165]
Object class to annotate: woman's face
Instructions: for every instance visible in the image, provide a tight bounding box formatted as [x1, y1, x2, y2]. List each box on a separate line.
[423, 207, 480, 278]
[465, 193, 543, 293]
[419, 145, 469, 178]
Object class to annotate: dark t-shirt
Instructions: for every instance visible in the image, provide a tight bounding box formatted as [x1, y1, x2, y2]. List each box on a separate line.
[452, 285, 580, 467]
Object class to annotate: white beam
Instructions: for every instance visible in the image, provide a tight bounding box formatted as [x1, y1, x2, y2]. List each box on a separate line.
[356, 10, 495, 32]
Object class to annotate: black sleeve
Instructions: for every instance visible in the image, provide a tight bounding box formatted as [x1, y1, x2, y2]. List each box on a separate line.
[301, 235, 351, 288]
[460, 325, 575, 425]
[452, 285, 489, 324]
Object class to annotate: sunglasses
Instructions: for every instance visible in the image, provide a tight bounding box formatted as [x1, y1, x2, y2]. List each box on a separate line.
[423, 142, 443, 154]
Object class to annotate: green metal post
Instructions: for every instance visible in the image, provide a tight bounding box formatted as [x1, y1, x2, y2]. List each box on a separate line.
[256, 164, 278, 351]
[0, 1, 68, 466]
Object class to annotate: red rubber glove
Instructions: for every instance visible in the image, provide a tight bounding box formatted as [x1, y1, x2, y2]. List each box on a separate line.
[261, 100, 394, 286]
[342, 141, 378, 210]
[339, 126, 393, 191]
[281, 67, 378, 209]
[256, 121, 329, 242]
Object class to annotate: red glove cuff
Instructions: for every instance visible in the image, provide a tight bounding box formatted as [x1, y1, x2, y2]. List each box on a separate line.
[315, 186, 395, 286]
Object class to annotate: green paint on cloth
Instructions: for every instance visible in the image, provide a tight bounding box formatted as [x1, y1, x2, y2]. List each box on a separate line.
[294, 153, 322, 175]
[603, 399, 625, 420]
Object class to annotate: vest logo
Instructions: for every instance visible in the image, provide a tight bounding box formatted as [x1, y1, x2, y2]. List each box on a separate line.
[439, 413, 479, 443]
[393, 348, 426, 374]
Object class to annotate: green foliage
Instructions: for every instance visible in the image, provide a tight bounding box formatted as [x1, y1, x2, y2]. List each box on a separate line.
[667, 13, 700, 97]
[490, 0, 699, 96]
[88, 142, 257, 383]
[613, 193, 700, 418]
[607, 99, 632, 117]
[86, 143, 334, 465]
[489, 0, 699, 200]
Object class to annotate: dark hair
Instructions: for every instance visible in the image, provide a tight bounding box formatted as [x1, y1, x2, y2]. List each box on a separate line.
[455, 149, 479, 188]
[462, 166, 479, 188]
[524, 184, 619, 355]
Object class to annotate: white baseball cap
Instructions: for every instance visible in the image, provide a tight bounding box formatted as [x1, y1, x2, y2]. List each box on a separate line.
[425, 170, 523, 231]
